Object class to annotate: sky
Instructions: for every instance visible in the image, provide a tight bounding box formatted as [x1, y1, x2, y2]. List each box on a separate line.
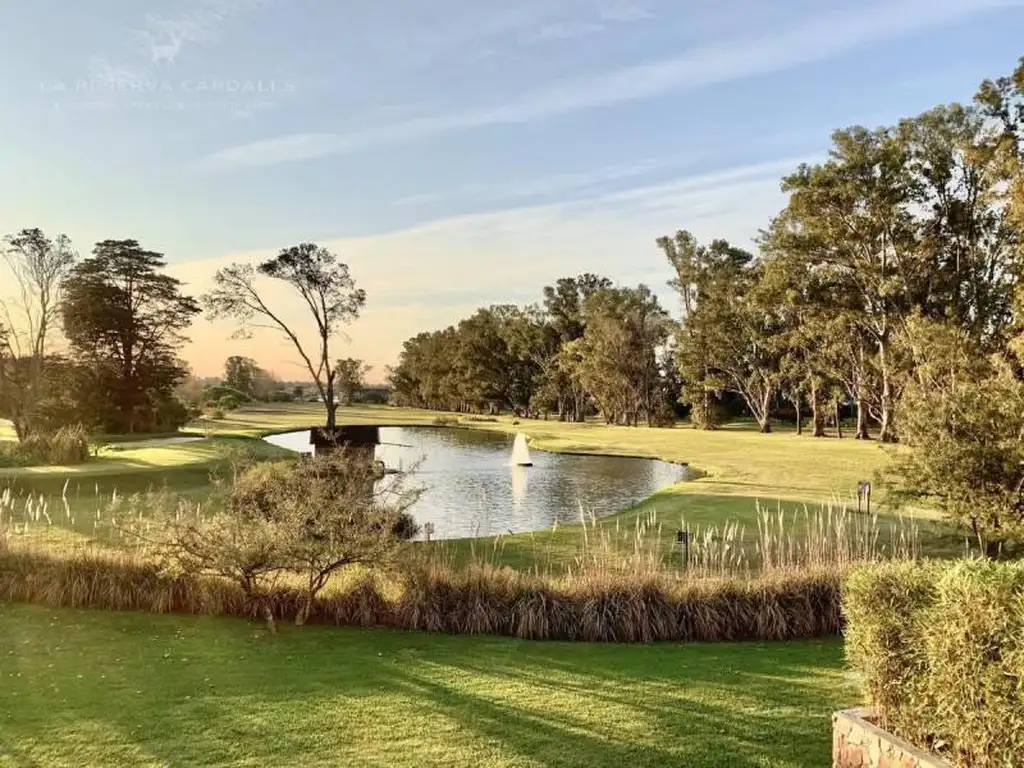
[1, 0, 1023, 383]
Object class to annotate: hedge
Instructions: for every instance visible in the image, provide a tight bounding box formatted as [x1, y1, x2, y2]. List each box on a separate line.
[843, 559, 1024, 767]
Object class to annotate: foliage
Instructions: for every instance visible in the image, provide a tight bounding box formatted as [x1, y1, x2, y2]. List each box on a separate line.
[389, 277, 676, 426]
[203, 384, 251, 411]
[61, 240, 199, 434]
[223, 355, 259, 395]
[223, 355, 279, 401]
[225, 451, 420, 624]
[888, 318, 1024, 554]
[203, 243, 366, 429]
[844, 559, 1024, 766]
[134, 451, 418, 629]
[0, 424, 91, 467]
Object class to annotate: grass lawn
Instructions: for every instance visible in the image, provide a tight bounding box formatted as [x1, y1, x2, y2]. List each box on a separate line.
[0, 602, 855, 768]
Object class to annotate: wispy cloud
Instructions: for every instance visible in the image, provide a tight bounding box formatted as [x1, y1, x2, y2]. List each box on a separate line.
[388, 154, 695, 209]
[196, 0, 1019, 171]
[172, 155, 802, 374]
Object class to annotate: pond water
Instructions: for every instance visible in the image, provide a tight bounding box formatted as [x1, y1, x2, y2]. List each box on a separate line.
[263, 427, 694, 540]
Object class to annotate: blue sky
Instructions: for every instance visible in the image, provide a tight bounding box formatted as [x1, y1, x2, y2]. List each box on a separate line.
[1, 0, 1022, 380]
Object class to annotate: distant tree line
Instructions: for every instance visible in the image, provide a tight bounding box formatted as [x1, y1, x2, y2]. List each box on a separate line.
[388, 275, 682, 426]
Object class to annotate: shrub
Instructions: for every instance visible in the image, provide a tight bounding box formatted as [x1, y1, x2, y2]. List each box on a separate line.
[137, 451, 421, 629]
[844, 559, 1024, 766]
[203, 385, 251, 404]
[432, 416, 460, 426]
[0, 424, 91, 467]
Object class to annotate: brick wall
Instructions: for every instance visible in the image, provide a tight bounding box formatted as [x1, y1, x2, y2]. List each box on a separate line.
[833, 708, 952, 768]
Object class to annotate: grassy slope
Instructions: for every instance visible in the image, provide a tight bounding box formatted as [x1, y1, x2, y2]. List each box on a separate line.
[0, 602, 854, 768]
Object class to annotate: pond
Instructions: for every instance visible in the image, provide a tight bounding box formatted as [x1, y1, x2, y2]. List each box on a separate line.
[263, 427, 694, 540]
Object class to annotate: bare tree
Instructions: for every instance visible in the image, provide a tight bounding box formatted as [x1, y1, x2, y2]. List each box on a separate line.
[0, 228, 77, 438]
[202, 243, 366, 429]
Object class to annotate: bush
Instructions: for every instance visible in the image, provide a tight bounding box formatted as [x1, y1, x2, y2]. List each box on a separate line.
[143, 451, 421, 629]
[0, 424, 91, 467]
[844, 559, 1024, 766]
[432, 416, 460, 426]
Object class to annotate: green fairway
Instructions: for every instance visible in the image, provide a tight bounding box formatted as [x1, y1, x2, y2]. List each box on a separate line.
[0, 602, 854, 768]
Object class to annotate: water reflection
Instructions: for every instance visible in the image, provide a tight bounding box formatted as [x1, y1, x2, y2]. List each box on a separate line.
[264, 426, 693, 540]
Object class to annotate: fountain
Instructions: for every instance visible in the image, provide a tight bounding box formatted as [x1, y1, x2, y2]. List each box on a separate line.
[511, 433, 533, 467]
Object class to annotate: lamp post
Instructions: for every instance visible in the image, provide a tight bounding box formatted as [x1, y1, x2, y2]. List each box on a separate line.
[676, 529, 691, 569]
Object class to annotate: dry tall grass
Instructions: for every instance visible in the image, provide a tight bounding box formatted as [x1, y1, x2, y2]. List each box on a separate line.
[0, 486, 921, 642]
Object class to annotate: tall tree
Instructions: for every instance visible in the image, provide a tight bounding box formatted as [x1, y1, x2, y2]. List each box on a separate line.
[335, 357, 371, 406]
[61, 240, 198, 433]
[224, 355, 259, 395]
[576, 285, 671, 427]
[203, 243, 366, 430]
[541, 274, 612, 421]
[775, 126, 921, 442]
[0, 228, 77, 438]
[660, 232, 760, 429]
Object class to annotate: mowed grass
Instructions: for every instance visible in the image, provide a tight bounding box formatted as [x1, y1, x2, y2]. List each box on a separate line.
[0, 602, 854, 768]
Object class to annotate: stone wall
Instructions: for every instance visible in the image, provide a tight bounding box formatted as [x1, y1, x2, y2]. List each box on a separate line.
[833, 708, 952, 768]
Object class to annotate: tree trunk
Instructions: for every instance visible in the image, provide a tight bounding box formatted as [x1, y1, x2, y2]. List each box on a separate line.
[855, 397, 870, 440]
[757, 388, 773, 433]
[878, 337, 897, 443]
[810, 387, 825, 437]
[261, 600, 277, 634]
[835, 401, 843, 439]
[295, 594, 313, 626]
[795, 392, 803, 436]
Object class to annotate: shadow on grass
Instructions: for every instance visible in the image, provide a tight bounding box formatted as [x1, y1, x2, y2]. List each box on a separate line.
[0, 603, 852, 767]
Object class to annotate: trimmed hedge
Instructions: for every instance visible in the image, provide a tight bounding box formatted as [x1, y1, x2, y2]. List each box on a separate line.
[844, 559, 1024, 767]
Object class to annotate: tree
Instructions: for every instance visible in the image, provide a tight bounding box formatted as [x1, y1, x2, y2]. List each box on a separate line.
[541, 274, 613, 421]
[661, 232, 782, 431]
[0, 228, 77, 438]
[203, 243, 366, 430]
[774, 127, 922, 442]
[250, 367, 279, 402]
[890, 317, 1024, 555]
[336, 357, 371, 406]
[224, 355, 259, 395]
[975, 56, 1024, 251]
[576, 285, 671, 426]
[61, 240, 198, 433]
